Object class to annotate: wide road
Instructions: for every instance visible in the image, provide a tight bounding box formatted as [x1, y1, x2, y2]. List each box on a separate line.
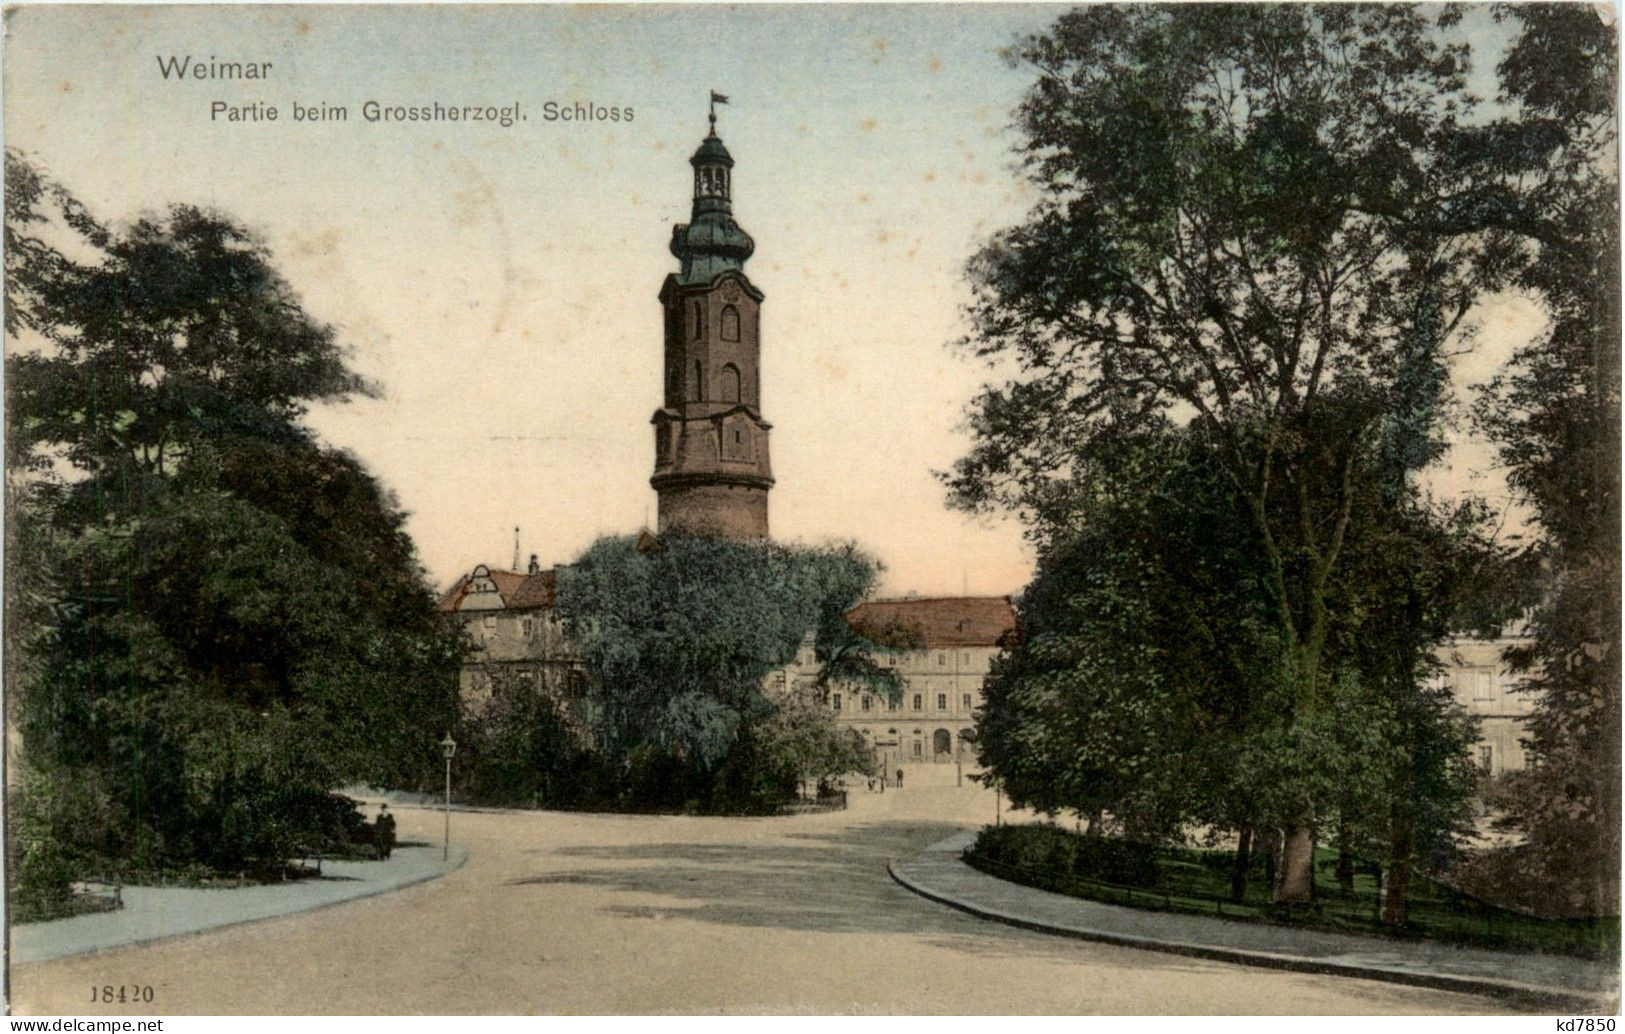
[10, 766, 1505, 1014]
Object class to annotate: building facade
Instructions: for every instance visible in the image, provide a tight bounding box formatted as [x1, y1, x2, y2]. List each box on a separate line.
[438, 556, 586, 714]
[1436, 633, 1538, 777]
[650, 116, 774, 540]
[813, 596, 1018, 768]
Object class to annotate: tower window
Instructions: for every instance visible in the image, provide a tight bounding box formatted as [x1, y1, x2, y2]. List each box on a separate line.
[721, 305, 740, 341]
[693, 359, 705, 401]
[692, 301, 705, 338]
[720, 363, 742, 403]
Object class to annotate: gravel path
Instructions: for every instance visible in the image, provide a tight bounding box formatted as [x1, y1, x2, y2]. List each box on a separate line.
[8, 770, 1514, 1014]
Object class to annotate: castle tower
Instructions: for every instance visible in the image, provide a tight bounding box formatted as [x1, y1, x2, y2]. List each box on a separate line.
[649, 103, 773, 539]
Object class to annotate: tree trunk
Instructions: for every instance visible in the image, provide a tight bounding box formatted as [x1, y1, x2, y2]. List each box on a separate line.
[1382, 813, 1414, 926]
[1336, 817, 1355, 898]
[1274, 802, 1316, 903]
[1230, 825, 1253, 903]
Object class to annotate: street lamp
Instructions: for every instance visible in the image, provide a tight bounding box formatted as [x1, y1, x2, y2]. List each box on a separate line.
[440, 732, 457, 862]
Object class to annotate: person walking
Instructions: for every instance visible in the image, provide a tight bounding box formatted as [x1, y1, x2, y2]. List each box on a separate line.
[375, 803, 397, 861]
[895, 768, 904, 789]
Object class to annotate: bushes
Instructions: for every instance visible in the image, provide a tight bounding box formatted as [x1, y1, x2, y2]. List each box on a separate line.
[968, 823, 1158, 888]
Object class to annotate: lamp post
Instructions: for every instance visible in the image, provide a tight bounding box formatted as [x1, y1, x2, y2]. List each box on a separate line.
[440, 732, 457, 862]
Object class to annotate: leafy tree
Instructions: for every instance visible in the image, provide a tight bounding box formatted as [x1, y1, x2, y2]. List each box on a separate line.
[1473, 5, 1620, 916]
[456, 667, 601, 808]
[949, 4, 1522, 899]
[554, 535, 887, 810]
[975, 429, 1288, 842]
[1324, 496, 1494, 923]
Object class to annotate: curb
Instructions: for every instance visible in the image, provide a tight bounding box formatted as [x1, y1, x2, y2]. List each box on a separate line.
[13, 844, 469, 965]
[887, 853, 1614, 1011]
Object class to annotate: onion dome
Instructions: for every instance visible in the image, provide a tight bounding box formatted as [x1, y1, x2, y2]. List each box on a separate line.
[671, 129, 754, 285]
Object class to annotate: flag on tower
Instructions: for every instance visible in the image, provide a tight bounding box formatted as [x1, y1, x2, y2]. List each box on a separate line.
[711, 91, 729, 105]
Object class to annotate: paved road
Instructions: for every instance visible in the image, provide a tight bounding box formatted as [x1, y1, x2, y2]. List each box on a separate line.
[9, 769, 1509, 1014]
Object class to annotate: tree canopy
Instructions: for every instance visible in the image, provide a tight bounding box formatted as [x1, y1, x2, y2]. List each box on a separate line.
[552, 535, 888, 809]
[948, 2, 1603, 902]
[5, 152, 460, 882]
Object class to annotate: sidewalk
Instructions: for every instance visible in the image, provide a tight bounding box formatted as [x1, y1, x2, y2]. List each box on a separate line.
[890, 831, 1620, 1010]
[12, 840, 467, 965]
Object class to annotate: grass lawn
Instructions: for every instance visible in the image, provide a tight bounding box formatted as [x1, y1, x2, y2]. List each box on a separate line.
[964, 823, 1619, 959]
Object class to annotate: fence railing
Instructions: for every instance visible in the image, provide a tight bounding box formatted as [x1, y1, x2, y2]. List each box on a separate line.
[962, 849, 1616, 958]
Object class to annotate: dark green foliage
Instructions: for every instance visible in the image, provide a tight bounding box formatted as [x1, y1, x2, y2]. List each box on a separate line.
[457, 669, 603, 808]
[947, 3, 1608, 903]
[969, 823, 1157, 888]
[975, 430, 1290, 836]
[553, 534, 886, 811]
[974, 418, 1497, 920]
[1472, 6, 1620, 918]
[965, 823, 1618, 958]
[5, 154, 461, 885]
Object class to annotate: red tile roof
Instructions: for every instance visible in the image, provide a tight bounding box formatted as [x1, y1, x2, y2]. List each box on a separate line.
[438, 568, 557, 613]
[845, 596, 1016, 649]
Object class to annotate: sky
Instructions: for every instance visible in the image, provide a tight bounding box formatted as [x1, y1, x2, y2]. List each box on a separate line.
[3, 4, 1540, 598]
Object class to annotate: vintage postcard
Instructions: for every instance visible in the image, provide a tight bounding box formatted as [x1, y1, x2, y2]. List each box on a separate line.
[3, 2, 1618, 1018]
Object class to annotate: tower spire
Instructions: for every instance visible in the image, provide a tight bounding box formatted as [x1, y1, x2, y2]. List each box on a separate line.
[650, 105, 773, 541]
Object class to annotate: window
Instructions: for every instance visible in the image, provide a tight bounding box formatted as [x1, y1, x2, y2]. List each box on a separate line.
[887, 697, 899, 711]
[861, 695, 872, 711]
[912, 741, 922, 757]
[832, 693, 842, 712]
[720, 363, 741, 403]
[522, 617, 534, 638]
[692, 301, 705, 338]
[1478, 745, 1493, 770]
[937, 693, 947, 710]
[721, 305, 741, 341]
[961, 653, 970, 665]
[912, 693, 923, 711]
[1474, 670, 1495, 700]
[937, 652, 946, 666]
[962, 693, 972, 710]
[693, 359, 704, 401]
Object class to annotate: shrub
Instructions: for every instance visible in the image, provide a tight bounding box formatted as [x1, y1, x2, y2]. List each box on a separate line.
[969, 823, 1159, 888]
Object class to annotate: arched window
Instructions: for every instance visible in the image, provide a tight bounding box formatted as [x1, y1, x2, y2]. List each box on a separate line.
[721, 305, 741, 341]
[692, 301, 705, 338]
[693, 359, 705, 401]
[720, 364, 741, 403]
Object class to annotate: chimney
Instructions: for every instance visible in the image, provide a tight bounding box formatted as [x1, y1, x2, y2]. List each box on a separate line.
[528, 553, 541, 575]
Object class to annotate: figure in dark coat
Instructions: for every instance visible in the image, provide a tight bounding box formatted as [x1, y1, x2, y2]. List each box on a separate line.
[376, 804, 397, 861]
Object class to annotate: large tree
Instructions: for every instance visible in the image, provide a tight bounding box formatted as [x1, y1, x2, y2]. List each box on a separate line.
[5, 153, 460, 880]
[948, 5, 1519, 899]
[553, 535, 889, 810]
[974, 422, 1488, 919]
